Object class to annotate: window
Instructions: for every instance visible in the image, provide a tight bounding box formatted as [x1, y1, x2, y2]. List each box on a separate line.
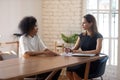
[86, 0, 118, 65]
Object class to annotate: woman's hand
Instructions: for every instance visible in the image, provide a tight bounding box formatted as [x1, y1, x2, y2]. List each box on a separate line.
[44, 50, 59, 56]
[64, 48, 72, 53]
[72, 48, 83, 53]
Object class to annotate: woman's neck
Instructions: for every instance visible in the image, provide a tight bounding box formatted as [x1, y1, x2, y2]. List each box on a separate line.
[28, 32, 35, 37]
[86, 30, 92, 36]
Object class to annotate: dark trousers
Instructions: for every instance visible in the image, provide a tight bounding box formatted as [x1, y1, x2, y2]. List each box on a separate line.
[27, 69, 61, 80]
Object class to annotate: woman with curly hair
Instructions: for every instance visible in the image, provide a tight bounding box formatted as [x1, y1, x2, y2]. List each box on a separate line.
[18, 16, 61, 80]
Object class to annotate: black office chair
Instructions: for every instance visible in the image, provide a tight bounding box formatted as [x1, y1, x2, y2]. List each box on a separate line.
[88, 54, 108, 80]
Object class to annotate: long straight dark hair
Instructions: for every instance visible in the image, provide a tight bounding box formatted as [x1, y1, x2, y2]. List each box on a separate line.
[83, 14, 98, 36]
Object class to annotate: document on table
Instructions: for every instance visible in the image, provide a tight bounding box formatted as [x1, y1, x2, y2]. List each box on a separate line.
[60, 52, 96, 57]
[60, 52, 72, 56]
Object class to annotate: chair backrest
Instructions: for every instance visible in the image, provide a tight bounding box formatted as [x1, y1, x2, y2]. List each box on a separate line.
[0, 41, 19, 55]
[54, 41, 64, 53]
[88, 55, 108, 79]
[0, 53, 18, 60]
[0, 41, 19, 60]
[5, 41, 19, 54]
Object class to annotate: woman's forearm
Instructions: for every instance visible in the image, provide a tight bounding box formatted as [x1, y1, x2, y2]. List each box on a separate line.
[72, 49, 100, 54]
[25, 51, 45, 56]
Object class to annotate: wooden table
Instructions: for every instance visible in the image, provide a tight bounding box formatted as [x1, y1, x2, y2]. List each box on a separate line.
[0, 55, 106, 80]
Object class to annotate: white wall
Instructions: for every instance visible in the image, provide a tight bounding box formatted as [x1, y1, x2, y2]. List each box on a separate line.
[0, 0, 42, 42]
[42, 0, 85, 50]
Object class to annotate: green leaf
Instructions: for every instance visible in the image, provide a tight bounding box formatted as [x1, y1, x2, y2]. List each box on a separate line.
[61, 33, 78, 44]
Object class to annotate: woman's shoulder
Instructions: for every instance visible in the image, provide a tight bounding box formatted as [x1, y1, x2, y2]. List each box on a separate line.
[79, 32, 87, 38]
[19, 34, 28, 41]
[79, 32, 84, 36]
[95, 32, 103, 38]
[20, 34, 26, 38]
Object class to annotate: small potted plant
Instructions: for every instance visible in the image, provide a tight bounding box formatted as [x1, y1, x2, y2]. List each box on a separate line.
[61, 33, 78, 47]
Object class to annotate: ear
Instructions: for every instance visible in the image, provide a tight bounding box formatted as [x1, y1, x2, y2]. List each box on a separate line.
[90, 22, 93, 26]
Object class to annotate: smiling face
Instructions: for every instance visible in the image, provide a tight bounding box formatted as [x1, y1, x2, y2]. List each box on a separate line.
[81, 18, 93, 31]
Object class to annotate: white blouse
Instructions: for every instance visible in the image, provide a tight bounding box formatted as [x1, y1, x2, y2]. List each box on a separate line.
[19, 34, 47, 57]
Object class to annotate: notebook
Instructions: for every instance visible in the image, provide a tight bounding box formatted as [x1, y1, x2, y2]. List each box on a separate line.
[60, 52, 96, 57]
[71, 53, 96, 57]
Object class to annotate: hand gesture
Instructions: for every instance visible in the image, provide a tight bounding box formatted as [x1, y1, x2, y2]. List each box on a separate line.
[64, 48, 72, 53]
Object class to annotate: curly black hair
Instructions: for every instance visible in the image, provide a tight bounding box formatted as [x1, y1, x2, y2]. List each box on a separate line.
[18, 16, 37, 35]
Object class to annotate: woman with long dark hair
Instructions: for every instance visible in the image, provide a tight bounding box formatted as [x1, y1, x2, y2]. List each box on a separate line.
[65, 14, 103, 80]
